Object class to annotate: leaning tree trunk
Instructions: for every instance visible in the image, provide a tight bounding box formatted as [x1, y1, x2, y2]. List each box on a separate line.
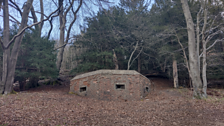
[127, 41, 138, 70]
[181, 0, 203, 98]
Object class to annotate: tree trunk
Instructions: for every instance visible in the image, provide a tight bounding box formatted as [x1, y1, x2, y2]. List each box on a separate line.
[113, 49, 119, 70]
[196, 8, 202, 73]
[56, 40, 65, 72]
[172, 58, 178, 88]
[56, 0, 65, 71]
[201, 7, 208, 98]
[0, 0, 10, 94]
[1, 0, 34, 94]
[56, 0, 81, 72]
[202, 39, 207, 98]
[38, 0, 44, 36]
[30, 0, 44, 37]
[0, 49, 10, 94]
[181, 0, 203, 98]
[163, 57, 167, 73]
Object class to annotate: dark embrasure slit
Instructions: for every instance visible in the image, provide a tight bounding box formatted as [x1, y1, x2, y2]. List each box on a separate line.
[80, 87, 87, 92]
[116, 84, 125, 89]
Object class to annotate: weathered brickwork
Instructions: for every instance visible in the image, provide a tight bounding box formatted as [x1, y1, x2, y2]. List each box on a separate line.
[69, 70, 151, 101]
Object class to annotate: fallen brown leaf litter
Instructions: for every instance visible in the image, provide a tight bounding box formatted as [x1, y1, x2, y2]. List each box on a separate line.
[0, 78, 224, 126]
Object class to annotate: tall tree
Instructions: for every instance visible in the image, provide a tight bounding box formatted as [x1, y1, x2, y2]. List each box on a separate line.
[181, 0, 203, 98]
[0, 0, 34, 94]
[180, 0, 224, 98]
[56, 0, 83, 72]
[0, 0, 59, 94]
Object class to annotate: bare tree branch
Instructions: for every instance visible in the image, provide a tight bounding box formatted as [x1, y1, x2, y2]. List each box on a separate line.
[34, 11, 48, 17]
[30, 10, 54, 39]
[30, 6, 38, 30]
[54, 39, 74, 50]
[127, 41, 139, 70]
[9, 0, 22, 16]
[129, 46, 143, 69]
[206, 28, 224, 42]
[199, 38, 224, 57]
[207, 13, 219, 33]
[47, 17, 54, 39]
[51, 0, 58, 7]
[54, 0, 83, 50]
[0, 14, 20, 24]
[204, 23, 224, 37]
[175, 31, 191, 78]
[64, 0, 83, 45]
[0, 6, 60, 49]
[64, 0, 75, 17]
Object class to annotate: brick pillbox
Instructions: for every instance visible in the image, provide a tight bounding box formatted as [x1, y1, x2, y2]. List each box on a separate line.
[70, 70, 151, 101]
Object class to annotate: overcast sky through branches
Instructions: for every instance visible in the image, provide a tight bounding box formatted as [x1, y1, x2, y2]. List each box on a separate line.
[0, 0, 119, 40]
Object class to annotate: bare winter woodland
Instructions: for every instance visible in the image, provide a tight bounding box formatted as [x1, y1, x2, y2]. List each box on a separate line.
[0, 0, 224, 125]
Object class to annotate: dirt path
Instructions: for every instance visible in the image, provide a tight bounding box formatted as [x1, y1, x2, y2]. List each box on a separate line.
[0, 78, 224, 126]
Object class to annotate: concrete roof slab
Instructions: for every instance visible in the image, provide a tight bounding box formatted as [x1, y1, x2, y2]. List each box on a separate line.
[71, 69, 140, 80]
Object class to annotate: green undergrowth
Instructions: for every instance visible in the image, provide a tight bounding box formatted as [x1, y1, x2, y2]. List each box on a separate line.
[10, 90, 18, 94]
[204, 96, 224, 103]
[0, 123, 8, 126]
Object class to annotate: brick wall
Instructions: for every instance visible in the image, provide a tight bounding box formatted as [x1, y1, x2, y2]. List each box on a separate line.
[70, 70, 151, 101]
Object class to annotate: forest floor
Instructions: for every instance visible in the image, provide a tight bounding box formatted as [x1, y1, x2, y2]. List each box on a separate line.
[0, 78, 224, 126]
